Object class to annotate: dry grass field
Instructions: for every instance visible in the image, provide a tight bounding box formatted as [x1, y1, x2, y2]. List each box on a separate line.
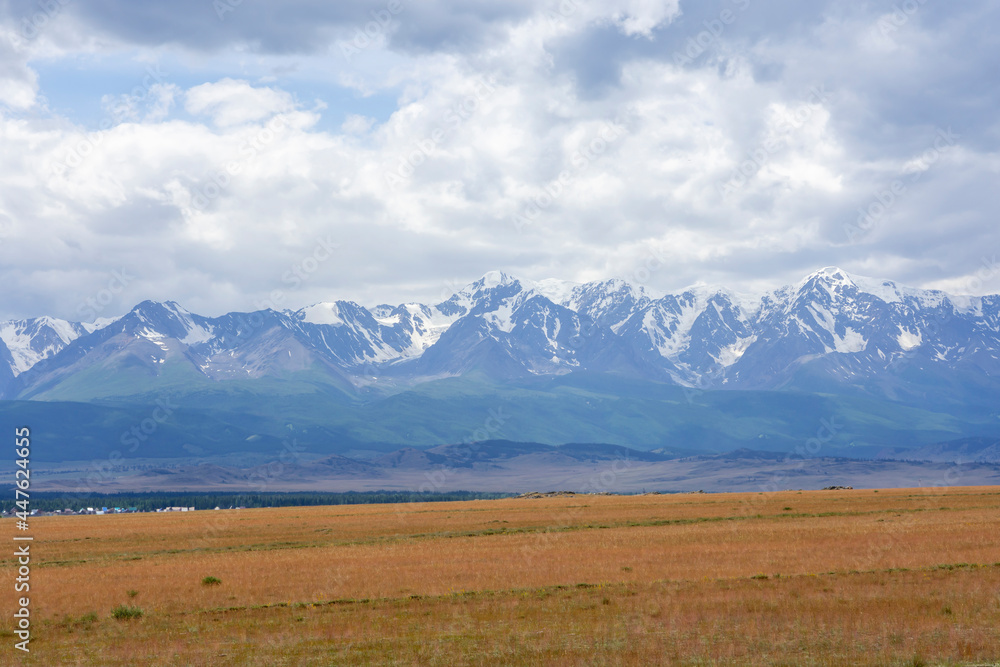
[2, 486, 1000, 665]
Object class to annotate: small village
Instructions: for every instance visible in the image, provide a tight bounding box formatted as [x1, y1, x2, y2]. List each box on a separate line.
[1, 506, 245, 517]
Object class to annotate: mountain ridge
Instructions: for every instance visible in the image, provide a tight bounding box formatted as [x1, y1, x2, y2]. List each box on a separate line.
[2, 267, 1000, 404]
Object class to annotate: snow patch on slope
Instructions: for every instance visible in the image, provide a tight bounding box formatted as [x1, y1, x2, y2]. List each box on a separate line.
[1, 328, 47, 376]
[300, 303, 345, 326]
[482, 299, 516, 333]
[682, 283, 763, 319]
[374, 314, 401, 326]
[949, 295, 983, 316]
[833, 327, 867, 354]
[644, 299, 701, 359]
[397, 304, 461, 357]
[850, 273, 953, 309]
[81, 317, 119, 333]
[715, 336, 756, 367]
[152, 302, 216, 345]
[37, 316, 78, 345]
[897, 327, 922, 351]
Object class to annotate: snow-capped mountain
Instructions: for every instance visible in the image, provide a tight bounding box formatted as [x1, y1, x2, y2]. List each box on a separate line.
[4, 268, 1000, 402]
[726, 268, 1000, 396]
[0, 316, 112, 375]
[0, 316, 117, 396]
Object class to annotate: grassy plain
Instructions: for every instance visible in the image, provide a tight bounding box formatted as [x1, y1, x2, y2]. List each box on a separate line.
[2, 486, 1000, 665]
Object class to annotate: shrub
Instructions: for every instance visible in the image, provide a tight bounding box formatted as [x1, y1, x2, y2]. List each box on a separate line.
[111, 605, 143, 621]
[202, 576, 222, 586]
[127, 590, 139, 598]
[66, 612, 98, 630]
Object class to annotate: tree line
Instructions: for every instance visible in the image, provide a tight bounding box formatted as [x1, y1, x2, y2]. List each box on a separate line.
[7, 490, 514, 513]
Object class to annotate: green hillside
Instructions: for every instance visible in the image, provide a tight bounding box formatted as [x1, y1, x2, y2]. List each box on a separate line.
[3, 370, 994, 463]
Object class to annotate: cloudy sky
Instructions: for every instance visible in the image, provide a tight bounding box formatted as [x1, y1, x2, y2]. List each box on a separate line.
[1, 0, 997, 321]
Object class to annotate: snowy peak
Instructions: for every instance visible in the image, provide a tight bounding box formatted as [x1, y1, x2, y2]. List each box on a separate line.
[434, 271, 530, 321]
[795, 267, 951, 309]
[527, 278, 581, 307]
[127, 300, 185, 325]
[462, 271, 527, 302]
[123, 300, 214, 345]
[298, 301, 351, 326]
[849, 274, 953, 310]
[0, 316, 90, 376]
[810, 266, 854, 284]
[3, 269, 1000, 397]
[622, 286, 755, 378]
[478, 270, 518, 288]
[566, 278, 653, 332]
[794, 266, 859, 302]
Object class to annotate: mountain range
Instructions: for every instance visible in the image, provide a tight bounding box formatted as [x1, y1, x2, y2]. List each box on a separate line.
[2, 267, 999, 465]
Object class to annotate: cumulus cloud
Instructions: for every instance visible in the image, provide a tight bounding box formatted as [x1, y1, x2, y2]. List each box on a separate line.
[184, 79, 297, 127]
[0, 0, 998, 321]
[341, 113, 374, 135]
[611, 0, 682, 38]
[0, 28, 39, 109]
[101, 82, 179, 123]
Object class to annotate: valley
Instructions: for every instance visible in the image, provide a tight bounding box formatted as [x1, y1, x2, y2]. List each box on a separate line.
[3, 487, 998, 665]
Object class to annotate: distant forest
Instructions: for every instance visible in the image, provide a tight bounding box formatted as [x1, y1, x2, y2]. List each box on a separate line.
[9, 491, 514, 513]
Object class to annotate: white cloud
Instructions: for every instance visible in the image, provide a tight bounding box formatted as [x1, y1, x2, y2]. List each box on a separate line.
[0, 1, 998, 320]
[341, 113, 374, 134]
[0, 28, 39, 109]
[100, 82, 179, 123]
[184, 79, 297, 127]
[611, 0, 682, 38]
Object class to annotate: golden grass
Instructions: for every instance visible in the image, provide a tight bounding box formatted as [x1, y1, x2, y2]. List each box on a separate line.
[2, 486, 999, 665]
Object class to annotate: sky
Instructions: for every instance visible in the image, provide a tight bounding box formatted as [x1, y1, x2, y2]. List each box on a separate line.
[0, 0, 998, 321]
